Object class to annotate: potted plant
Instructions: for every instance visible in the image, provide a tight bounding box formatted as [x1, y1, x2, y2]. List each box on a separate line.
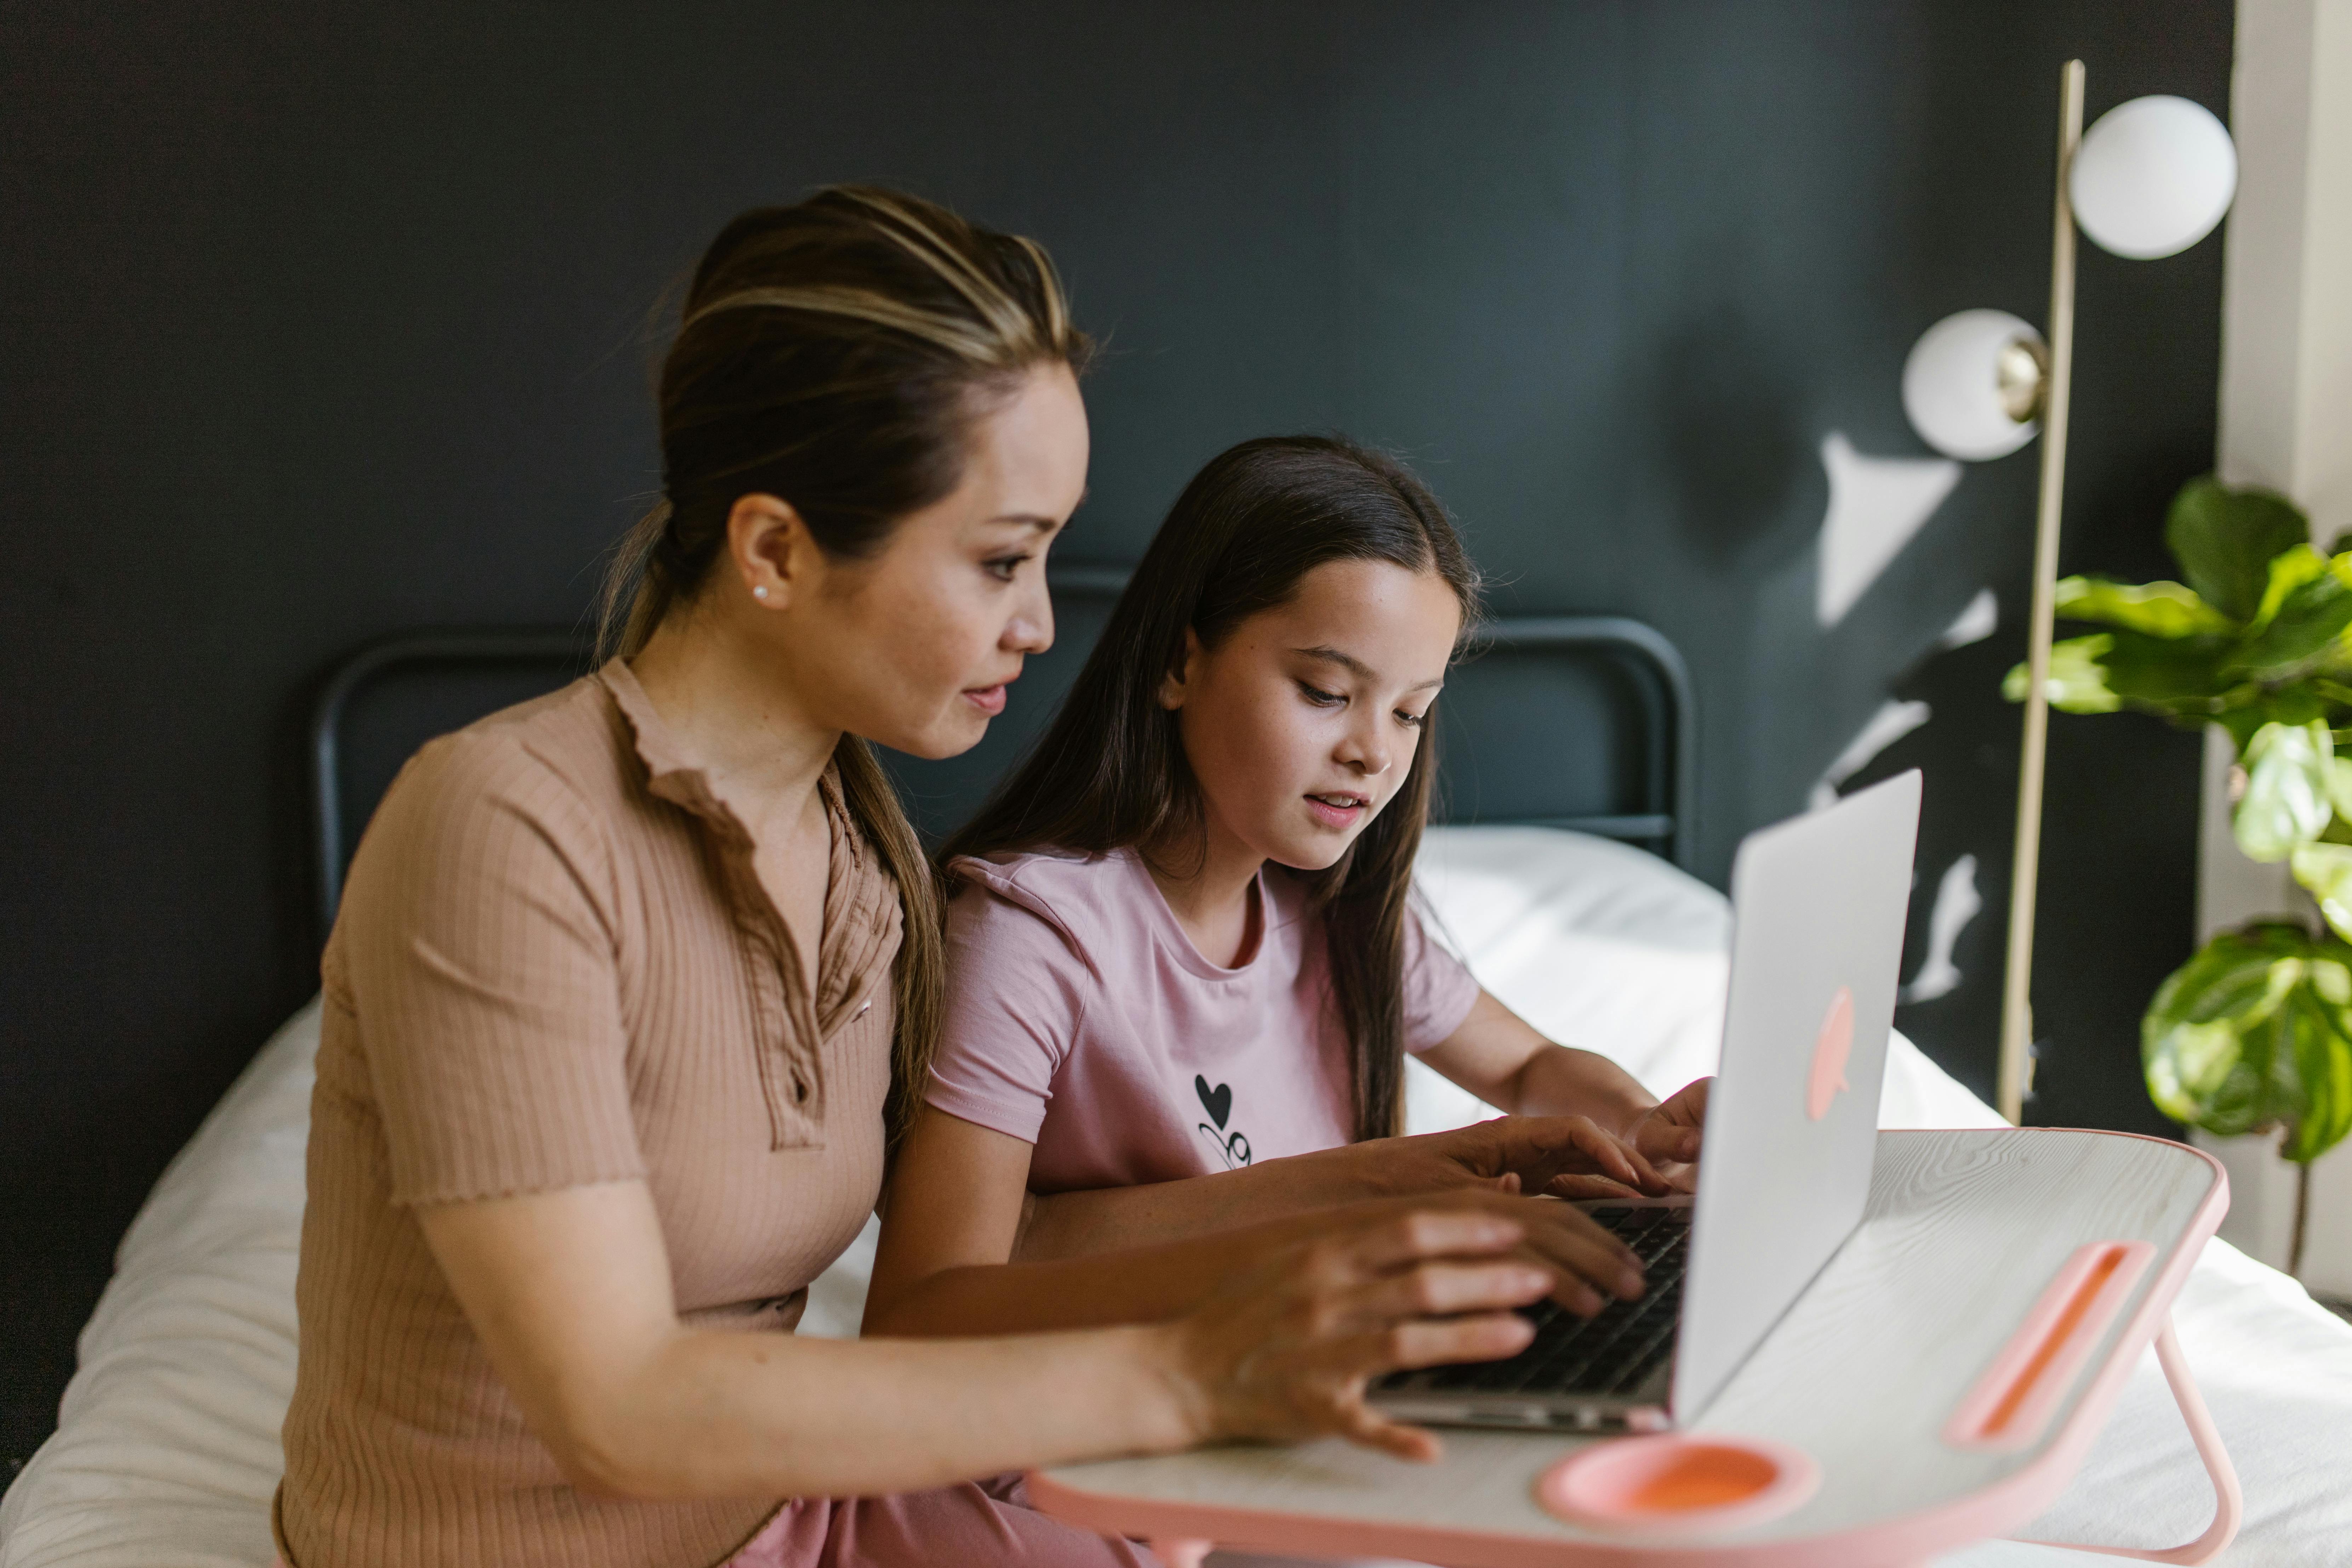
[2011, 475, 2352, 1275]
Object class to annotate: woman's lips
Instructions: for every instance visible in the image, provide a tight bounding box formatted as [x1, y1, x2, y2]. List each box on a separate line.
[1304, 793, 1368, 830]
[962, 684, 1008, 717]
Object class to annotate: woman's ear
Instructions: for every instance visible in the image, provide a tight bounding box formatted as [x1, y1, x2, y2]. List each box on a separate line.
[726, 492, 814, 608]
[1157, 627, 1204, 711]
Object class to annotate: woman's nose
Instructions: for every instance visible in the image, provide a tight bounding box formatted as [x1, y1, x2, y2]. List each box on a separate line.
[1003, 581, 1053, 655]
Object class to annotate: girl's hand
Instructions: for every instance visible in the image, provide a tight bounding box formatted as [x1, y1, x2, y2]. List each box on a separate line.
[1619, 1078, 1710, 1191]
[1403, 1113, 1674, 1202]
[1164, 1206, 1549, 1462]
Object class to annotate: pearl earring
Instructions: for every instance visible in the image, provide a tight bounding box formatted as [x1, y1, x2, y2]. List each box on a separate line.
[752, 585, 769, 600]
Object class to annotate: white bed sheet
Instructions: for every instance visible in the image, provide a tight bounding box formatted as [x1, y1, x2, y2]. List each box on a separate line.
[4, 827, 2347, 1567]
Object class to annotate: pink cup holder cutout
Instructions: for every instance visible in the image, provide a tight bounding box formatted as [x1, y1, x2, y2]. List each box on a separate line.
[1536, 1433, 1821, 1535]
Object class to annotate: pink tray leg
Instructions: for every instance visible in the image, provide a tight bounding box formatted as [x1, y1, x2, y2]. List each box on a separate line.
[1149, 1540, 1213, 1568]
[2015, 1316, 2242, 1564]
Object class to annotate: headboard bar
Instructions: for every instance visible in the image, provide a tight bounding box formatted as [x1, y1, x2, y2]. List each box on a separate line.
[308, 575, 1698, 942]
[309, 630, 593, 941]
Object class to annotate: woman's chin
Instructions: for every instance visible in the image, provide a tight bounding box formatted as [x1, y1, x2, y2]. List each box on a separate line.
[870, 707, 992, 762]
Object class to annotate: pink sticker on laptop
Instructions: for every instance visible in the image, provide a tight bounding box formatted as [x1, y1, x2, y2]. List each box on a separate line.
[1807, 986, 1854, 1120]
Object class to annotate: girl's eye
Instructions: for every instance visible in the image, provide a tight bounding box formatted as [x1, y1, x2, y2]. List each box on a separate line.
[982, 553, 1030, 582]
[1395, 709, 1429, 730]
[1296, 681, 1345, 708]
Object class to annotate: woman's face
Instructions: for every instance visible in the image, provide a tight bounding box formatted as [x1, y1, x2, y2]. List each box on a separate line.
[772, 362, 1091, 760]
[1162, 557, 1462, 873]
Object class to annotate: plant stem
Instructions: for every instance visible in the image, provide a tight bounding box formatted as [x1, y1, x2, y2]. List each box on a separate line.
[2292, 1156, 2312, 1279]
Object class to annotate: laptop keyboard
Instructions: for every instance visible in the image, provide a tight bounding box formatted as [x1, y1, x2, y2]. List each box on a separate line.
[1389, 1205, 1690, 1398]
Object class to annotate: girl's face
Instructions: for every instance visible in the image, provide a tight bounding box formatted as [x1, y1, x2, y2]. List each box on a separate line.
[755, 362, 1091, 760]
[1161, 557, 1462, 873]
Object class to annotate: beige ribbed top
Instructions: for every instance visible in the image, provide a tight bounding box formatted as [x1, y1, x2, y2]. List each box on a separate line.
[276, 661, 902, 1568]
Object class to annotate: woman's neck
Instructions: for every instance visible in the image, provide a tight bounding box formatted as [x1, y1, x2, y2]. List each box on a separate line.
[1143, 811, 1266, 968]
[627, 613, 840, 837]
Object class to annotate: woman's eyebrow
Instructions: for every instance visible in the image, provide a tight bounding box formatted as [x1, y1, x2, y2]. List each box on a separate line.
[1294, 645, 1444, 692]
[990, 486, 1087, 531]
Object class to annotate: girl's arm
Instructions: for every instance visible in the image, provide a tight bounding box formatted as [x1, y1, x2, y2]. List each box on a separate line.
[862, 1106, 1654, 1339]
[1418, 988, 1710, 1171]
[417, 1175, 1553, 1500]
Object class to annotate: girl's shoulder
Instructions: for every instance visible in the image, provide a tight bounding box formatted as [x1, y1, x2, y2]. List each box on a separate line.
[943, 845, 1156, 961]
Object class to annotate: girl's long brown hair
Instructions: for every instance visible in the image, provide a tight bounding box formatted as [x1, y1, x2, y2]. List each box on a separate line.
[599, 186, 1091, 1147]
[943, 436, 1483, 1140]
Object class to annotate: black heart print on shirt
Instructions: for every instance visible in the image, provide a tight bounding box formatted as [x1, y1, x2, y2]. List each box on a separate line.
[1194, 1076, 1251, 1169]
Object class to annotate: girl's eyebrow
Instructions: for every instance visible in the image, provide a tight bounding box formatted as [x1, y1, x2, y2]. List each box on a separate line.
[1293, 645, 1444, 692]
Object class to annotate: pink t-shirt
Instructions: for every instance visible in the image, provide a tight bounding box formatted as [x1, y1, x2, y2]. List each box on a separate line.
[926, 847, 1481, 1193]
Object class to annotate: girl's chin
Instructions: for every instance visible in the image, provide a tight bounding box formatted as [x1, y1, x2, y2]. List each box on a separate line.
[1263, 833, 1357, 873]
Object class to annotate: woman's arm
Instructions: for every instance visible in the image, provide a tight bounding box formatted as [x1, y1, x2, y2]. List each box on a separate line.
[863, 1106, 1654, 1339]
[417, 1176, 1555, 1500]
[1418, 989, 1709, 1173]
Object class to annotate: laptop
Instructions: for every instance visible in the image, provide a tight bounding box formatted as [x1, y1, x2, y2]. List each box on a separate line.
[1372, 769, 1922, 1433]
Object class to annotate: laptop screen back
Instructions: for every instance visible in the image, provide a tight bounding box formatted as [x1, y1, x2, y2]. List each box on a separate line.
[1669, 770, 1921, 1418]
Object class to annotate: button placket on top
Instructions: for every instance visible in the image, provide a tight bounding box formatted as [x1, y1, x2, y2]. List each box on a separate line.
[605, 665, 834, 1151]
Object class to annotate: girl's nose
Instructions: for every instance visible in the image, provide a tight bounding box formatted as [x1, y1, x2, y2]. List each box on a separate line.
[1337, 719, 1393, 779]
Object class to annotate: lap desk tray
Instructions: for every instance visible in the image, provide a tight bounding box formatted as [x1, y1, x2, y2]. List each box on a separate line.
[1031, 1128, 2237, 1568]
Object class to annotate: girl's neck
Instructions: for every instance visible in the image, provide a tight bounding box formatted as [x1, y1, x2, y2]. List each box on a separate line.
[627, 612, 839, 836]
[1143, 810, 1267, 968]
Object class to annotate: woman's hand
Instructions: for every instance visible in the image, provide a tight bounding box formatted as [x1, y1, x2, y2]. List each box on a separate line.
[1165, 1205, 1549, 1462]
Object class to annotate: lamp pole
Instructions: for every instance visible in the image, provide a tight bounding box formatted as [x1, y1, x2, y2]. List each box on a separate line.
[1997, 58, 2086, 1125]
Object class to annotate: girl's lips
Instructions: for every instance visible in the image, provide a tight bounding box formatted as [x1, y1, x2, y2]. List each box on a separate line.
[1304, 793, 1368, 831]
[962, 684, 1008, 717]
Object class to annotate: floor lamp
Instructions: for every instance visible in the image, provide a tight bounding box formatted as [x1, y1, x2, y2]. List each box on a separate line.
[1899, 62, 2239, 1124]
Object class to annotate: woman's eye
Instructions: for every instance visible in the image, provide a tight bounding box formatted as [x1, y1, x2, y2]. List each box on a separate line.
[1296, 682, 1345, 708]
[982, 554, 1029, 582]
[1396, 709, 1429, 729]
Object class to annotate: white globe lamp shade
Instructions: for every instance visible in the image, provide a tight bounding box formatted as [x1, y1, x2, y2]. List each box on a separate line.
[1902, 309, 2047, 461]
[2069, 95, 2237, 260]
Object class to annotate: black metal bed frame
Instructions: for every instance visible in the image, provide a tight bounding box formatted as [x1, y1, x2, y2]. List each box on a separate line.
[309, 568, 1696, 938]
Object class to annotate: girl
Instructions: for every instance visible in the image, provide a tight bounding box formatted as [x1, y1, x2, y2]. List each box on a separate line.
[867, 437, 1711, 1339]
[276, 192, 1577, 1568]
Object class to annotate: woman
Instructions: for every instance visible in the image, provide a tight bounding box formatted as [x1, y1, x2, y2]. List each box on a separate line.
[864, 437, 1710, 1340]
[275, 189, 1564, 1568]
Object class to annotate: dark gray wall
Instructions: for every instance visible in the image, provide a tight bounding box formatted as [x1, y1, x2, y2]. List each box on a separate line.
[0, 1, 2231, 1463]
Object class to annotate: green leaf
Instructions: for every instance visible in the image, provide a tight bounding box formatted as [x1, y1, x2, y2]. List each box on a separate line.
[2235, 719, 2336, 861]
[2247, 545, 2333, 631]
[2142, 920, 2352, 1165]
[2143, 923, 2316, 1135]
[2288, 986, 2352, 1161]
[2053, 576, 2237, 637]
[2227, 551, 2352, 678]
[2329, 758, 2352, 822]
[2002, 634, 2120, 712]
[2295, 842, 2352, 943]
[2097, 630, 2234, 712]
[2166, 476, 2314, 623]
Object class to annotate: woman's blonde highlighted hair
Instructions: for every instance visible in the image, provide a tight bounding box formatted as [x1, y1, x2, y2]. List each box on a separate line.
[601, 186, 1090, 1146]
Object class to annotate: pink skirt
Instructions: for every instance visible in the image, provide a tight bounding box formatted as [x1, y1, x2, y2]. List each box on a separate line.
[726, 1473, 1152, 1568]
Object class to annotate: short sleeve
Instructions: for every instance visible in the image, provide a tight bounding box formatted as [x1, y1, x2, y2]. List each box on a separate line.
[336, 732, 646, 1207]
[925, 877, 1093, 1145]
[1402, 899, 1482, 1054]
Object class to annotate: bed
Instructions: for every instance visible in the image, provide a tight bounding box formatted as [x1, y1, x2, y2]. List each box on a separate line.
[4, 602, 2349, 1568]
